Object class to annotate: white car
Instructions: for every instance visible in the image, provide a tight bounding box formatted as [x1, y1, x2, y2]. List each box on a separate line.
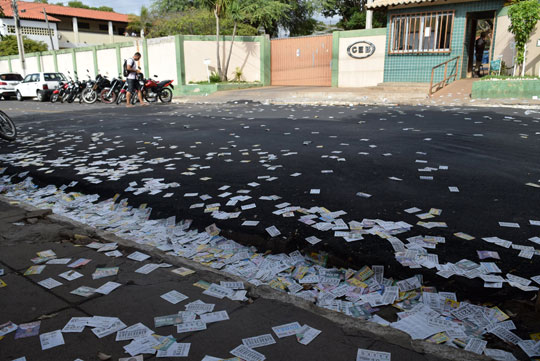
[15, 72, 67, 102]
[0, 73, 23, 100]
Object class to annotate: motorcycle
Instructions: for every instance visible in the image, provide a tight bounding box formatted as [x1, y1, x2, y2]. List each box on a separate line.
[143, 75, 174, 103]
[99, 76, 124, 104]
[81, 72, 111, 104]
[116, 73, 145, 105]
[50, 81, 68, 103]
[0, 110, 16, 141]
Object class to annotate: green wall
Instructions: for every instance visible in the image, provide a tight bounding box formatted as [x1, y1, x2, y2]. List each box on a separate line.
[0, 36, 270, 95]
[383, 0, 505, 83]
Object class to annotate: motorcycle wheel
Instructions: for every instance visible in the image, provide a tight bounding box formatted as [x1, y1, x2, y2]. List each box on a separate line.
[99, 88, 117, 104]
[116, 92, 125, 105]
[50, 93, 59, 103]
[82, 88, 97, 104]
[144, 90, 158, 103]
[0, 110, 16, 141]
[158, 88, 173, 103]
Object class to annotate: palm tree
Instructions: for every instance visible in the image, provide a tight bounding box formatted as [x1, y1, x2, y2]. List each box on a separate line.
[197, 0, 232, 80]
[127, 6, 153, 36]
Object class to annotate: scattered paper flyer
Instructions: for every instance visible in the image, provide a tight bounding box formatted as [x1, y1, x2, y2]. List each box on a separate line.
[272, 322, 301, 338]
[296, 325, 321, 345]
[95, 281, 122, 295]
[172, 267, 195, 276]
[242, 334, 276, 349]
[15, 321, 41, 339]
[39, 330, 65, 350]
[127, 251, 151, 262]
[59, 270, 83, 281]
[356, 348, 391, 361]
[161, 290, 189, 304]
[37, 278, 63, 289]
[230, 344, 266, 361]
[265, 226, 281, 237]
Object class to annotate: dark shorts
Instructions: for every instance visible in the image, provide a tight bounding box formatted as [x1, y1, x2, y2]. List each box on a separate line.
[127, 78, 140, 93]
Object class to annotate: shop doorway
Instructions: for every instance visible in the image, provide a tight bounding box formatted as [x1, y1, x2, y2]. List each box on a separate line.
[463, 11, 496, 78]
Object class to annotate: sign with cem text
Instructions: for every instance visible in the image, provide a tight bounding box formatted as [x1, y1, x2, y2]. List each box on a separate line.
[347, 41, 376, 59]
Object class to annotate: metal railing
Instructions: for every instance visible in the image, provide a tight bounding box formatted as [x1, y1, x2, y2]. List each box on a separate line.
[429, 56, 460, 96]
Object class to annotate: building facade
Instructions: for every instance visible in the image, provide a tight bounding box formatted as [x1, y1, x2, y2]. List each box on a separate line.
[0, 0, 138, 50]
[368, 0, 540, 82]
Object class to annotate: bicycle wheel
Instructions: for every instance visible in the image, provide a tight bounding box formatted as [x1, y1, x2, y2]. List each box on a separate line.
[0, 110, 16, 141]
[158, 88, 173, 103]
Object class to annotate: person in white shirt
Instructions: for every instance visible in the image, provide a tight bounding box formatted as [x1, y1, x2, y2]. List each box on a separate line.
[126, 52, 148, 107]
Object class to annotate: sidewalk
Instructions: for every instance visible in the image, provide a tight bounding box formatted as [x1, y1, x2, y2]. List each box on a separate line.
[0, 198, 489, 361]
[172, 85, 540, 108]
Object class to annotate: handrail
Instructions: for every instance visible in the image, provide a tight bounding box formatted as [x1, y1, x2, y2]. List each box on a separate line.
[429, 56, 460, 97]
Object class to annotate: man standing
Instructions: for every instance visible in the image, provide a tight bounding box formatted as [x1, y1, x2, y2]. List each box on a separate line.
[126, 52, 148, 107]
[475, 32, 488, 77]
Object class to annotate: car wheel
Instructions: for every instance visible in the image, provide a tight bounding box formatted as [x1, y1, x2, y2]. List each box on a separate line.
[36, 90, 45, 102]
[16, 91, 23, 101]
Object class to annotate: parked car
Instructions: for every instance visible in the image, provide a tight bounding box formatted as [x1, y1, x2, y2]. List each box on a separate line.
[0, 73, 23, 100]
[15, 72, 67, 102]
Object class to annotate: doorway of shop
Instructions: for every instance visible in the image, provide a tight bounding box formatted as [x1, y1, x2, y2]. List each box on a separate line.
[463, 11, 496, 78]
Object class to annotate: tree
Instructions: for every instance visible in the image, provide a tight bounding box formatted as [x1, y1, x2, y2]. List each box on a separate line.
[0, 35, 48, 56]
[147, 8, 257, 37]
[33, 0, 49, 3]
[127, 6, 153, 35]
[275, 0, 318, 37]
[151, 0, 197, 14]
[67, 1, 114, 12]
[319, 0, 386, 30]
[508, 0, 540, 75]
[197, 0, 232, 80]
[222, 0, 291, 79]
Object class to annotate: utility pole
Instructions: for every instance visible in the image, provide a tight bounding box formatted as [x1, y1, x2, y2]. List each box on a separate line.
[366, 0, 374, 30]
[11, 0, 26, 76]
[43, 8, 54, 51]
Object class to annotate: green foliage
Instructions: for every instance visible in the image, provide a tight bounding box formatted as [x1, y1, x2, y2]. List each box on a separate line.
[209, 71, 222, 82]
[339, 9, 386, 30]
[0, 35, 48, 56]
[230, 0, 291, 29]
[272, 0, 318, 37]
[67, 1, 115, 12]
[147, 8, 257, 37]
[233, 67, 243, 81]
[508, 0, 540, 65]
[319, 0, 386, 30]
[151, 0, 197, 14]
[127, 6, 153, 34]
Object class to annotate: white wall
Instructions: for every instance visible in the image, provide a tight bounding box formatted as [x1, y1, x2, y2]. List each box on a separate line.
[147, 36, 178, 84]
[184, 40, 260, 83]
[42, 54, 56, 72]
[76, 50, 95, 79]
[0, 60, 9, 73]
[96, 48, 118, 78]
[338, 34, 386, 87]
[26, 56, 40, 74]
[57, 52, 74, 78]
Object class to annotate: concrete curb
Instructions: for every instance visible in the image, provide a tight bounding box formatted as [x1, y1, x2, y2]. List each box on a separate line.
[0, 196, 490, 361]
[171, 96, 540, 110]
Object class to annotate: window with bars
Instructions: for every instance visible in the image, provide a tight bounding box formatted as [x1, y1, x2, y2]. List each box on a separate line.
[389, 11, 454, 54]
[7, 25, 54, 36]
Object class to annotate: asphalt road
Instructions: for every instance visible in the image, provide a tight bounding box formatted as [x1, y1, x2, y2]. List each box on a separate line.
[1, 99, 540, 304]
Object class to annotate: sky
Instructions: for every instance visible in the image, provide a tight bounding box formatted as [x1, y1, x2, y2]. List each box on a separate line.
[48, 0, 341, 24]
